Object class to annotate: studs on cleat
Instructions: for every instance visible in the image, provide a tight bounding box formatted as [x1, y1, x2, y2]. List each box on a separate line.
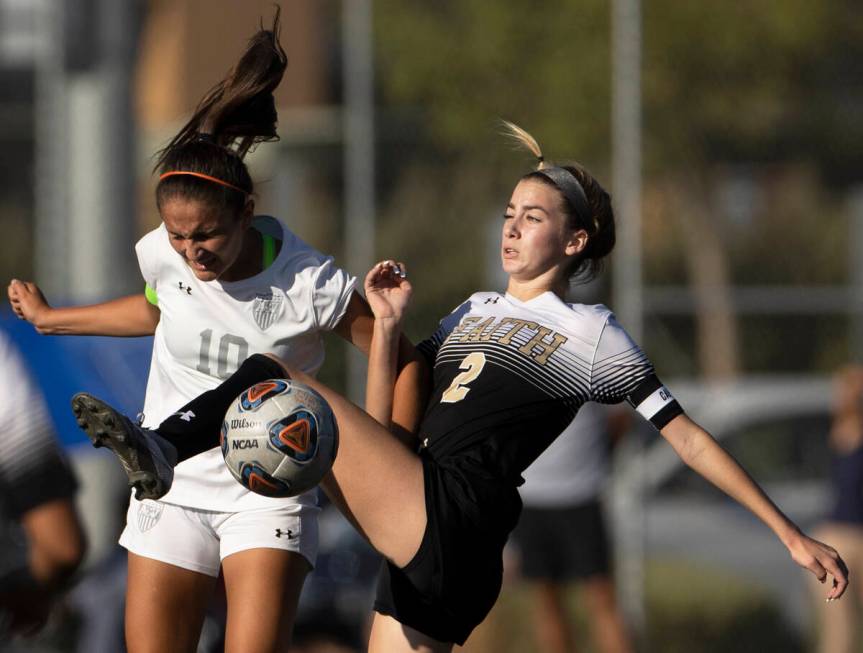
[69, 392, 174, 501]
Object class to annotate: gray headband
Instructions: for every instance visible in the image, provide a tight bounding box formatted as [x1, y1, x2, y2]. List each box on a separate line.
[534, 166, 592, 230]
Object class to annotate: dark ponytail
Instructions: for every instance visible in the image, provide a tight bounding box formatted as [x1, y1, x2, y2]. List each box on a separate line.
[502, 121, 616, 282]
[154, 8, 288, 215]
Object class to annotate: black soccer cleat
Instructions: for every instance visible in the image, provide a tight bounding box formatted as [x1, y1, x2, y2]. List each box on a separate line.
[71, 393, 178, 501]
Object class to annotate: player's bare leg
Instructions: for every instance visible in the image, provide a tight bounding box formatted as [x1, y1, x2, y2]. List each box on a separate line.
[530, 580, 575, 653]
[125, 554, 216, 653]
[581, 575, 633, 653]
[367, 612, 452, 653]
[222, 549, 310, 653]
[279, 364, 427, 569]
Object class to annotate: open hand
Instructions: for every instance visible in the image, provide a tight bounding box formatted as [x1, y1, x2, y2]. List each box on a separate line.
[787, 531, 849, 601]
[364, 260, 412, 322]
[7, 280, 51, 329]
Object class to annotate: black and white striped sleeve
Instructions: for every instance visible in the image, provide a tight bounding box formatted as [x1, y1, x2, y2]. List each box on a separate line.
[416, 326, 447, 366]
[591, 314, 683, 429]
[0, 335, 77, 518]
[416, 300, 471, 366]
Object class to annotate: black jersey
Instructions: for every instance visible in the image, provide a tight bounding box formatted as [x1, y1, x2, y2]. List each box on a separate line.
[416, 291, 682, 483]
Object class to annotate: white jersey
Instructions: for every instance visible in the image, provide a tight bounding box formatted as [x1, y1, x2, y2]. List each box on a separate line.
[135, 216, 355, 511]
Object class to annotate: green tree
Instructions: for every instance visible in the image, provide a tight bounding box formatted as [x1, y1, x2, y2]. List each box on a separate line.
[373, 0, 863, 374]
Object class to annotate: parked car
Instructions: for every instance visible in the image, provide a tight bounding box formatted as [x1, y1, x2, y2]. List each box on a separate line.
[611, 375, 834, 632]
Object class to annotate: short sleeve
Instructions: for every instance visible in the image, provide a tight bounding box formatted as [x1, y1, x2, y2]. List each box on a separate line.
[416, 301, 471, 365]
[0, 335, 77, 518]
[135, 227, 162, 291]
[591, 314, 683, 429]
[310, 257, 357, 332]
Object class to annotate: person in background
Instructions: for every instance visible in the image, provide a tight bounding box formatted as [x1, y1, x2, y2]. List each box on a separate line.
[809, 365, 863, 653]
[511, 401, 632, 653]
[0, 329, 86, 638]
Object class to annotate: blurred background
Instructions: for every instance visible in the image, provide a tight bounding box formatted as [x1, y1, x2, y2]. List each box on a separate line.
[1, 0, 862, 651]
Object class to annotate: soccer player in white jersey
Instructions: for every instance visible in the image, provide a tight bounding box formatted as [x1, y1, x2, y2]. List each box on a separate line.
[7, 10, 423, 653]
[63, 124, 848, 652]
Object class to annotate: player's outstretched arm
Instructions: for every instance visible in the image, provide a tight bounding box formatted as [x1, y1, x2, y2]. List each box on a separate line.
[362, 261, 412, 430]
[660, 413, 849, 600]
[7, 279, 159, 336]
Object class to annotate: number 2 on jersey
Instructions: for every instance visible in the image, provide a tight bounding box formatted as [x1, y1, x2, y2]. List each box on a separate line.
[441, 352, 487, 403]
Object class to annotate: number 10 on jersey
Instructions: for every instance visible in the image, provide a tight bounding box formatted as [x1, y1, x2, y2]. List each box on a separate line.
[196, 329, 250, 379]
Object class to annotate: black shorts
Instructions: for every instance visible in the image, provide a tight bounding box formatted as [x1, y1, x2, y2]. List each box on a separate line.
[512, 499, 610, 581]
[373, 451, 522, 645]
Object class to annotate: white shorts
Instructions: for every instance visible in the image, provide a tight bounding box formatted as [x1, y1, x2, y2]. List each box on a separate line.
[119, 497, 319, 577]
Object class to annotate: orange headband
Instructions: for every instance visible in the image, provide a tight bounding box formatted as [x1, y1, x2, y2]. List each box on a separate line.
[159, 171, 248, 195]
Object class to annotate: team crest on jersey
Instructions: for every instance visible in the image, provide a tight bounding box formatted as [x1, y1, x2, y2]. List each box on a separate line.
[252, 291, 284, 331]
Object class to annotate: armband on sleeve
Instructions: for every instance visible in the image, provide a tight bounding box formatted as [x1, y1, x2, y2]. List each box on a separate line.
[627, 374, 683, 429]
[144, 284, 159, 306]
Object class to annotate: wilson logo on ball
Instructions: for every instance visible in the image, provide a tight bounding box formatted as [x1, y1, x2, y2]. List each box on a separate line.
[223, 379, 338, 498]
[269, 411, 317, 462]
[238, 379, 290, 412]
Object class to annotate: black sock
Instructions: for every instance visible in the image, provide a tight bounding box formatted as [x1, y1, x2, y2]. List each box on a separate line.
[157, 354, 288, 462]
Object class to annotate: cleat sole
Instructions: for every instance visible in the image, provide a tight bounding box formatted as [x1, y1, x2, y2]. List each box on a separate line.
[70, 392, 170, 501]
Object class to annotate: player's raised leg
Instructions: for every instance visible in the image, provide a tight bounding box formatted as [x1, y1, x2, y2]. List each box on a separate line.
[69, 353, 286, 500]
[71, 361, 428, 568]
[282, 365, 427, 569]
[71, 392, 178, 500]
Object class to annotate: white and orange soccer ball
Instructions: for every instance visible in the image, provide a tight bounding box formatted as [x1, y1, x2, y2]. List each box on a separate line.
[221, 379, 338, 497]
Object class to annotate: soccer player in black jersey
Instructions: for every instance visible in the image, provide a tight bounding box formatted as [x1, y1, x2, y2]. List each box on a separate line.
[71, 124, 849, 652]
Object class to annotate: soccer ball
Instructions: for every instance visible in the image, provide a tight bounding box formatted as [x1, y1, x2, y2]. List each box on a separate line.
[221, 378, 338, 497]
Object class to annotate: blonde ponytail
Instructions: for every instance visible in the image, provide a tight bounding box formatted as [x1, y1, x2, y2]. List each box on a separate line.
[501, 120, 546, 170]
